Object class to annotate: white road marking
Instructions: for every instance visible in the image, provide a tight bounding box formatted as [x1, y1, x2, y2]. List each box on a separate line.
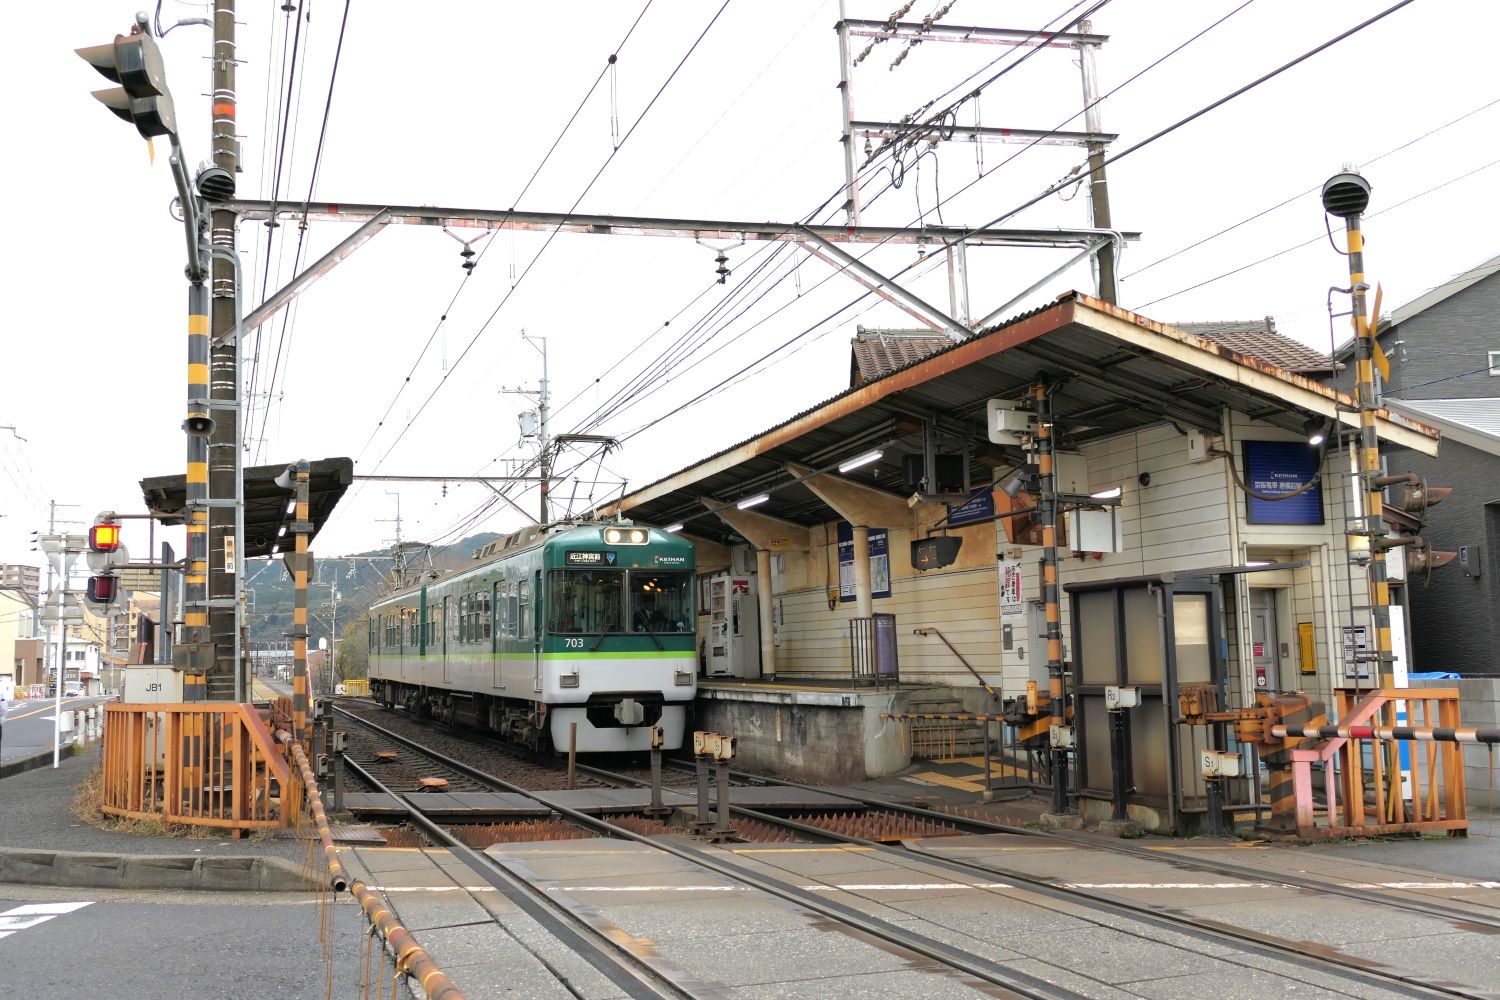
[0, 902, 92, 942]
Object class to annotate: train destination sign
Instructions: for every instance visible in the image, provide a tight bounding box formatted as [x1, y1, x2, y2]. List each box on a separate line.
[566, 550, 617, 566]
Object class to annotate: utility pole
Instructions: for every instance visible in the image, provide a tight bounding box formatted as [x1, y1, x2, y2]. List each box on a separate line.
[503, 332, 553, 523]
[379, 492, 405, 586]
[1077, 20, 1117, 304]
[207, 0, 242, 702]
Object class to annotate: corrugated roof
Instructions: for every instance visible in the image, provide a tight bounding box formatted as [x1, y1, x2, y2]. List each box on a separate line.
[1386, 397, 1500, 458]
[850, 327, 954, 385]
[1174, 317, 1339, 374]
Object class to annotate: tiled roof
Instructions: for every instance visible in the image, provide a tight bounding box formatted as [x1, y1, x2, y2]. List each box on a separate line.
[850, 327, 953, 386]
[1174, 317, 1340, 374]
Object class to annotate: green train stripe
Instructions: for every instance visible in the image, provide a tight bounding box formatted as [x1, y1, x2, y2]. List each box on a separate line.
[369, 650, 695, 663]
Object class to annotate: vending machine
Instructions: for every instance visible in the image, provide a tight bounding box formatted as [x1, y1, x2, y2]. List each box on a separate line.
[705, 574, 760, 678]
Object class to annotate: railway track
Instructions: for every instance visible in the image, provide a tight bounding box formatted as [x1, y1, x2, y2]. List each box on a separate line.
[331, 705, 1491, 1000]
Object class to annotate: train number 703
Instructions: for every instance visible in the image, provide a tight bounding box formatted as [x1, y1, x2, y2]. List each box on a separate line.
[563, 638, 585, 649]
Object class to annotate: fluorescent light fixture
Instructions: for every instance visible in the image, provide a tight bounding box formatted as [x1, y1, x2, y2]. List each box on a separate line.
[1246, 560, 1271, 567]
[664, 523, 684, 533]
[736, 493, 770, 510]
[838, 449, 883, 474]
[1090, 486, 1123, 499]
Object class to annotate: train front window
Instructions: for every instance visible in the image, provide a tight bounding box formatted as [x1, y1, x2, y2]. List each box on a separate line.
[630, 571, 693, 633]
[548, 570, 624, 634]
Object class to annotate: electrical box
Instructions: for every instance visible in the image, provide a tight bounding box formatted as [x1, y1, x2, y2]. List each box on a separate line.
[1460, 545, 1482, 578]
[705, 574, 760, 679]
[987, 398, 1030, 445]
[1104, 685, 1140, 711]
[1201, 749, 1242, 779]
[123, 666, 183, 704]
[1186, 429, 1213, 464]
[1055, 452, 1090, 495]
[1049, 724, 1074, 749]
[1066, 507, 1124, 554]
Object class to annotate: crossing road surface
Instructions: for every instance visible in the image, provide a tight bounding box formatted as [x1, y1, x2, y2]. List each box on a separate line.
[0, 885, 375, 1000]
[1, 696, 113, 764]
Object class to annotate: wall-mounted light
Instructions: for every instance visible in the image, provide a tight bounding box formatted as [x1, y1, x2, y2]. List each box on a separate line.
[1303, 416, 1328, 447]
[999, 464, 1037, 498]
[736, 493, 770, 510]
[838, 449, 883, 474]
[1090, 486, 1123, 500]
[664, 523, 684, 533]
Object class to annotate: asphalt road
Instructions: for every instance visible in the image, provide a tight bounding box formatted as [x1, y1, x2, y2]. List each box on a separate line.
[1, 696, 114, 763]
[0, 884, 379, 999]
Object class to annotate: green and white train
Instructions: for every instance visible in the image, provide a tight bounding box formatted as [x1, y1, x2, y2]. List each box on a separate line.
[367, 522, 696, 752]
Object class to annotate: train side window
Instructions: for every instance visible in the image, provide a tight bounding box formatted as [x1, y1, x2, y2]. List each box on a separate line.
[519, 579, 531, 638]
[507, 584, 519, 639]
[458, 595, 469, 643]
[479, 591, 491, 640]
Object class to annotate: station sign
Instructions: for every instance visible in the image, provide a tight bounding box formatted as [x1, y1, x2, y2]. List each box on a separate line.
[566, 550, 617, 566]
[1242, 440, 1324, 525]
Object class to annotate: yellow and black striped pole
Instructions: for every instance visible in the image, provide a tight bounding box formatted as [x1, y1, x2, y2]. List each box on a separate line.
[291, 460, 311, 746]
[1323, 172, 1392, 688]
[1033, 380, 1069, 814]
[183, 281, 213, 702]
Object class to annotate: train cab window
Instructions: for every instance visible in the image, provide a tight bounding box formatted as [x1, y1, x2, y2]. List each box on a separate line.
[548, 569, 624, 634]
[629, 571, 693, 633]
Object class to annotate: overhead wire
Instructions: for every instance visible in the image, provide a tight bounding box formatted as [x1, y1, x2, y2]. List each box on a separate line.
[366, 0, 735, 476]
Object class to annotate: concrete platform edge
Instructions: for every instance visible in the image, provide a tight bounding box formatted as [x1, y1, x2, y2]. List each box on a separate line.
[0, 846, 320, 892]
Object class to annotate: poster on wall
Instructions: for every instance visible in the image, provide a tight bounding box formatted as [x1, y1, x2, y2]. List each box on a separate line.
[837, 522, 891, 601]
[998, 558, 1024, 617]
[1242, 440, 1325, 525]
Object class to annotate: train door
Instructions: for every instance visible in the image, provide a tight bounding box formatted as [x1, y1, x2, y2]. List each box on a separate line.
[491, 581, 504, 690]
[442, 595, 451, 684]
[529, 571, 541, 693]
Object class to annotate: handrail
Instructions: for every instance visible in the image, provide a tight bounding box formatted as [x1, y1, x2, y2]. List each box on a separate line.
[912, 627, 995, 697]
[289, 740, 465, 1000]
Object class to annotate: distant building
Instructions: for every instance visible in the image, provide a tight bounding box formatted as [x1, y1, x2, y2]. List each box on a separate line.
[1, 588, 36, 688]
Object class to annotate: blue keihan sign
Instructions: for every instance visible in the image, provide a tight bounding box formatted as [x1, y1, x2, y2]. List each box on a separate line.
[1242, 440, 1324, 525]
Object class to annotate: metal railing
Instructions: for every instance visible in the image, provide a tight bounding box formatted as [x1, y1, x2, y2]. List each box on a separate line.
[911, 626, 996, 697]
[849, 613, 899, 687]
[100, 703, 290, 834]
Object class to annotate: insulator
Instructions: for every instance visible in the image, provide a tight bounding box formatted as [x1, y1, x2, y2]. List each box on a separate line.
[460, 246, 475, 259]
[863, 136, 873, 157]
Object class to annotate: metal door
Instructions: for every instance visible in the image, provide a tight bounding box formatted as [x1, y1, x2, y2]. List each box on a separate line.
[1249, 589, 1280, 693]
[442, 595, 451, 683]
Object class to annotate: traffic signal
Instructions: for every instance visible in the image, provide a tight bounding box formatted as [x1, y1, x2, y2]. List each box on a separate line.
[1382, 478, 1456, 577]
[76, 18, 177, 141]
[84, 512, 127, 606]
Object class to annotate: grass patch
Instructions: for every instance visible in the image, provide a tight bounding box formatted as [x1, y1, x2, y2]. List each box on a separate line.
[70, 762, 215, 839]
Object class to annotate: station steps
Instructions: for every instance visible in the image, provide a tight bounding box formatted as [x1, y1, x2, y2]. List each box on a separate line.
[903, 687, 992, 759]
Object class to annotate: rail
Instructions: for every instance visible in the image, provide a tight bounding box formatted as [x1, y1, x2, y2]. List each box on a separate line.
[911, 626, 995, 697]
[100, 702, 289, 835]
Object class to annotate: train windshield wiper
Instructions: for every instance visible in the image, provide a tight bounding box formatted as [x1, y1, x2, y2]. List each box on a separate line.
[590, 622, 618, 652]
[639, 617, 664, 651]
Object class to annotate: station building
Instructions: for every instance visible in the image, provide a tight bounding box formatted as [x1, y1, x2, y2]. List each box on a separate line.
[606, 293, 1440, 822]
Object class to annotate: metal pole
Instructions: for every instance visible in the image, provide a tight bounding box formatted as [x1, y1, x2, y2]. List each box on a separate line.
[1076, 21, 1117, 303]
[982, 723, 994, 801]
[183, 277, 211, 702]
[566, 722, 577, 789]
[1109, 709, 1128, 822]
[714, 761, 733, 841]
[648, 742, 666, 816]
[53, 589, 66, 768]
[292, 461, 311, 745]
[1034, 381, 1069, 814]
[835, 0, 862, 228]
[207, 0, 240, 702]
[694, 753, 711, 832]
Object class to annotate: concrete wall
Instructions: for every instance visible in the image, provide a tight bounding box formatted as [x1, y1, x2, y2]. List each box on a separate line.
[695, 688, 907, 783]
[1410, 677, 1500, 811]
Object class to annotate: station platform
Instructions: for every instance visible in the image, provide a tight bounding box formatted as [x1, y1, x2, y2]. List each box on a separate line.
[695, 676, 942, 784]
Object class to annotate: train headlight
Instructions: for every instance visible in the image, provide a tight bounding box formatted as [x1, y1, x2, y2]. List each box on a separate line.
[603, 527, 649, 545]
[674, 670, 693, 686]
[560, 672, 580, 688]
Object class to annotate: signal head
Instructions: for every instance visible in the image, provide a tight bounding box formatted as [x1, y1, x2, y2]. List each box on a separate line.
[1321, 171, 1371, 219]
[89, 523, 122, 552]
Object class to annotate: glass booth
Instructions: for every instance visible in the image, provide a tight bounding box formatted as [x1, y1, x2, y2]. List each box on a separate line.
[1068, 573, 1241, 833]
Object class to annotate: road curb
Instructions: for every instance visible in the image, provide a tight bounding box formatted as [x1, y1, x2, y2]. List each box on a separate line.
[0, 847, 321, 892]
[0, 742, 84, 780]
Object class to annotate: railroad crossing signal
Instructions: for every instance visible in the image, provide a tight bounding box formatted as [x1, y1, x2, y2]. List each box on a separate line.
[85, 512, 128, 605]
[76, 15, 178, 141]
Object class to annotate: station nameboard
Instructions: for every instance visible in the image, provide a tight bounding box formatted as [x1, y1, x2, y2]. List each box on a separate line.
[566, 550, 617, 566]
[1242, 440, 1324, 525]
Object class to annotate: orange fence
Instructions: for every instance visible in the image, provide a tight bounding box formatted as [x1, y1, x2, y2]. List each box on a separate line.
[101, 703, 292, 836]
[1289, 687, 1467, 839]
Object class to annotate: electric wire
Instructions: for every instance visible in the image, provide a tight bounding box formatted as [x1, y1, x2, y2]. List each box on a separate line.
[350, 0, 660, 469]
[1124, 93, 1500, 281]
[1133, 152, 1500, 310]
[366, 0, 734, 476]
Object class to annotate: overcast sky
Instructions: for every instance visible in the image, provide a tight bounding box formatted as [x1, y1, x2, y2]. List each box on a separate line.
[6, 0, 1496, 578]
